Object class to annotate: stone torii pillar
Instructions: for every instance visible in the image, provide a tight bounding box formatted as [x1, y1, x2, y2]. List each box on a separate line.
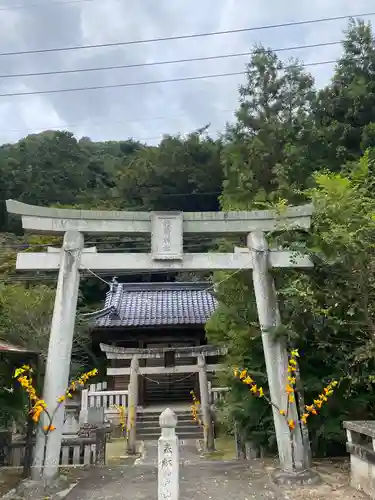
[197, 354, 215, 452]
[33, 231, 84, 481]
[246, 231, 308, 473]
[126, 355, 139, 455]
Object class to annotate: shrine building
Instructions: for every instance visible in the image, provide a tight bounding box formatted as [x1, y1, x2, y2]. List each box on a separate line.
[90, 280, 224, 407]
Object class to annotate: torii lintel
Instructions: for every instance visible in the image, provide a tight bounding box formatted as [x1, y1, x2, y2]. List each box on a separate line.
[6, 199, 313, 235]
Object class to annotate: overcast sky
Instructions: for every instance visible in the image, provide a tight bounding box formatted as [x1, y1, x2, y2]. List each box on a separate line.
[0, 0, 374, 146]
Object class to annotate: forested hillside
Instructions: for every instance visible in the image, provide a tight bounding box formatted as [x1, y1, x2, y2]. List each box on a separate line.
[1, 18, 375, 454]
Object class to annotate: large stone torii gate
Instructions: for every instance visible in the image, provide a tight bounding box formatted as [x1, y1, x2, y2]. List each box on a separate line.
[6, 200, 313, 480]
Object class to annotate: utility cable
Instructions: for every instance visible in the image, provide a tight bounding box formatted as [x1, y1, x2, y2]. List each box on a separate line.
[0, 0, 105, 10]
[0, 57, 366, 98]
[2, 108, 233, 135]
[0, 40, 346, 80]
[0, 11, 373, 57]
[2, 131, 209, 143]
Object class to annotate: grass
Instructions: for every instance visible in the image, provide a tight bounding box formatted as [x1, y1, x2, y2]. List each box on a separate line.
[203, 435, 236, 461]
[106, 437, 139, 466]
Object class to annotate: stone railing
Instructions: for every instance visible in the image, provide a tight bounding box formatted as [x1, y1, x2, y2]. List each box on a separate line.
[81, 385, 128, 425]
[0, 429, 107, 468]
[343, 420, 375, 499]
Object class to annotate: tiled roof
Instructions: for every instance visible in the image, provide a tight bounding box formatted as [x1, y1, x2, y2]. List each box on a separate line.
[95, 282, 217, 328]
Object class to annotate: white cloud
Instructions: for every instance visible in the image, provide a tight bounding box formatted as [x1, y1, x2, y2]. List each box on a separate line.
[0, 0, 373, 145]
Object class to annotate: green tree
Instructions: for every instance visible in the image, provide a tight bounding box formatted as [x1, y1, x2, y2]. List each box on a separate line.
[207, 46, 317, 452]
[221, 47, 316, 210]
[314, 19, 375, 170]
[116, 130, 223, 212]
[0, 283, 55, 358]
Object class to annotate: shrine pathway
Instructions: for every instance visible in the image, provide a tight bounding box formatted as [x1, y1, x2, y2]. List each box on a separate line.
[64, 440, 281, 500]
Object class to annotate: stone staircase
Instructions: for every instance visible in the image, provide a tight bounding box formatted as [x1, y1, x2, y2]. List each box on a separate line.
[144, 374, 197, 405]
[136, 409, 203, 441]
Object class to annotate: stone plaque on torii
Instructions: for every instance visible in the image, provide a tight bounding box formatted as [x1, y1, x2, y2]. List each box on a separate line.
[6, 200, 313, 478]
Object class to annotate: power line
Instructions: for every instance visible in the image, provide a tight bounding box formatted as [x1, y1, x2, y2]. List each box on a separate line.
[1, 37, 350, 134]
[1, 130, 210, 144]
[0, 58, 360, 98]
[0, 40, 344, 80]
[3, 108, 233, 134]
[0, 12, 374, 58]
[0, 0, 104, 10]
[0, 70, 237, 97]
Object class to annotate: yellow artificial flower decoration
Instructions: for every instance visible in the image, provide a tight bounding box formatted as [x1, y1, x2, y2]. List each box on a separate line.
[233, 357, 338, 435]
[243, 376, 254, 385]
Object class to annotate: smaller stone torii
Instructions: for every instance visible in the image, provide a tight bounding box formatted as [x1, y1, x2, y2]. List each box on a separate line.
[6, 200, 313, 480]
[100, 343, 227, 453]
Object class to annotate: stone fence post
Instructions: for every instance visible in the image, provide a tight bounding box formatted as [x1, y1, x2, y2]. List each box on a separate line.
[95, 427, 106, 466]
[158, 409, 179, 500]
[79, 389, 89, 425]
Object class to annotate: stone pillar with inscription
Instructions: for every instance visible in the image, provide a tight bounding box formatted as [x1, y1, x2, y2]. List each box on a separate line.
[158, 408, 179, 500]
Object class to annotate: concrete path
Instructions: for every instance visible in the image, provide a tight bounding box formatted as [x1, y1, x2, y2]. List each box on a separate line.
[64, 461, 280, 500]
[65, 439, 280, 499]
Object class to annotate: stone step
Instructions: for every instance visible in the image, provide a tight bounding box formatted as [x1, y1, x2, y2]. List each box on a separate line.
[137, 431, 203, 441]
[138, 425, 197, 432]
[138, 418, 194, 428]
[138, 424, 199, 434]
[138, 410, 192, 416]
[137, 415, 198, 425]
[139, 420, 198, 428]
[138, 411, 193, 420]
[138, 411, 193, 419]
